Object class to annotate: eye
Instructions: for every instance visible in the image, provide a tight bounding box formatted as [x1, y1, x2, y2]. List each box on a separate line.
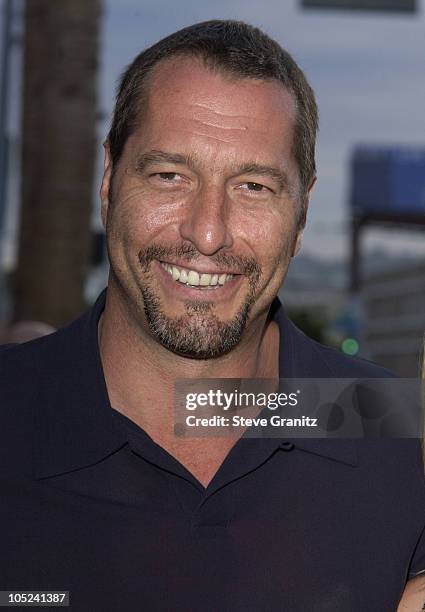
[238, 181, 272, 194]
[148, 171, 188, 187]
[157, 172, 179, 181]
[246, 182, 266, 192]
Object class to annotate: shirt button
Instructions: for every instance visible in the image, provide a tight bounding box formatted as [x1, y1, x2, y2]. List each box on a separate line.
[281, 441, 294, 451]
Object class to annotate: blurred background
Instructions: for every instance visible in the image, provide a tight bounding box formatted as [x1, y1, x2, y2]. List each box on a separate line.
[0, 0, 424, 375]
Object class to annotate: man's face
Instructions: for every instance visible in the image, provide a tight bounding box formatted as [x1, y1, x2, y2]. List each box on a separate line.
[101, 57, 312, 358]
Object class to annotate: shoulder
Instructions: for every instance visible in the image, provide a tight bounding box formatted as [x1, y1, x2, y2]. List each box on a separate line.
[273, 298, 395, 379]
[314, 339, 394, 378]
[0, 329, 63, 377]
[0, 317, 91, 476]
[292, 331, 424, 492]
[0, 331, 63, 416]
[0, 314, 87, 422]
[290, 321, 395, 378]
[0, 336, 54, 476]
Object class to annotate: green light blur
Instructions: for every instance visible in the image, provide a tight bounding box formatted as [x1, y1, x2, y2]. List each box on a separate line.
[341, 338, 359, 356]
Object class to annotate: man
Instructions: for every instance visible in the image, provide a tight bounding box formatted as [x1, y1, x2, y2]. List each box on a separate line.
[1, 20, 424, 611]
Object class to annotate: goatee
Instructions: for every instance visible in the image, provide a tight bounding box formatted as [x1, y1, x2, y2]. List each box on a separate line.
[138, 244, 262, 359]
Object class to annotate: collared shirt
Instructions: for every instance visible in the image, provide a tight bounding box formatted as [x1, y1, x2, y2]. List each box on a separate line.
[1, 289, 424, 611]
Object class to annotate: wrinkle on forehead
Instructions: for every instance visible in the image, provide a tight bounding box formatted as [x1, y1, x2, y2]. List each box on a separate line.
[190, 95, 296, 121]
[177, 109, 250, 134]
[189, 131, 246, 145]
[154, 101, 289, 144]
[191, 120, 248, 133]
[161, 97, 295, 125]
[149, 106, 274, 147]
[158, 102, 252, 130]
[191, 102, 253, 123]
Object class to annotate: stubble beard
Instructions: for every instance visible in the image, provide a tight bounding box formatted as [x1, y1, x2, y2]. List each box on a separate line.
[138, 245, 262, 359]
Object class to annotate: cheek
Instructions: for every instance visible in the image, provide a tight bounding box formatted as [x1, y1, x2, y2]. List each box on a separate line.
[237, 205, 297, 265]
[107, 186, 183, 245]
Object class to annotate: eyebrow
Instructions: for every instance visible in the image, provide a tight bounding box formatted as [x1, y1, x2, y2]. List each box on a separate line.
[134, 150, 292, 193]
[234, 162, 291, 193]
[134, 151, 193, 173]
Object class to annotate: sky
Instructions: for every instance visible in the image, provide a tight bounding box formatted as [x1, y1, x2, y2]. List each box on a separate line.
[97, 0, 425, 260]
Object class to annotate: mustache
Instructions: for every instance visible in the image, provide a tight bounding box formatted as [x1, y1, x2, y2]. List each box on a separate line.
[138, 244, 262, 278]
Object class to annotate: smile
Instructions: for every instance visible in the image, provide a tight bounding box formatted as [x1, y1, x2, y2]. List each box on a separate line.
[159, 261, 235, 289]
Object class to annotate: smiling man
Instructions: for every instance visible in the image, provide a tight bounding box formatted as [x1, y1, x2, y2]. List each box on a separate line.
[1, 20, 425, 612]
[100, 50, 306, 366]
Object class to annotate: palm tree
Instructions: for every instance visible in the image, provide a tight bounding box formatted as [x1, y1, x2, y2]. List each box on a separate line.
[13, 0, 101, 327]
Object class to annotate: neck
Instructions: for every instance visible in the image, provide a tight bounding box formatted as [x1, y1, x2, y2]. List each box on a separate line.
[98, 285, 280, 435]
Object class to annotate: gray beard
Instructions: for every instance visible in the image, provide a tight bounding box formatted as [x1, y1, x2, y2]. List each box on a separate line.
[141, 284, 254, 359]
[138, 245, 262, 359]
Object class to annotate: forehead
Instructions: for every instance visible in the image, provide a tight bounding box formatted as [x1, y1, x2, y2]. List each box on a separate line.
[127, 56, 298, 172]
[147, 55, 296, 109]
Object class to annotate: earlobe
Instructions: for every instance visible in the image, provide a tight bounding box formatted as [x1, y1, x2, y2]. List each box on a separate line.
[292, 175, 316, 257]
[100, 142, 113, 229]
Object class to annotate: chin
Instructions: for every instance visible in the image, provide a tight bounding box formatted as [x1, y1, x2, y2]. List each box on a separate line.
[141, 283, 254, 359]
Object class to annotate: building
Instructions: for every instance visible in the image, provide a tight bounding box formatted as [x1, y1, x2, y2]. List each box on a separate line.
[363, 260, 425, 376]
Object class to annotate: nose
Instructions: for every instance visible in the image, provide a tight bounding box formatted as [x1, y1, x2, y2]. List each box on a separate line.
[179, 184, 233, 255]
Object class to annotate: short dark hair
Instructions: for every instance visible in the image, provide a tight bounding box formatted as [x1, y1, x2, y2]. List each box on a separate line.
[108, 20, 318, 222]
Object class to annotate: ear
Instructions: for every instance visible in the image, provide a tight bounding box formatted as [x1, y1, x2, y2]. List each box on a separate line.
[292, 175, 316, 257]
[292, 231, 303, 257]
[100, 142, 113, 230]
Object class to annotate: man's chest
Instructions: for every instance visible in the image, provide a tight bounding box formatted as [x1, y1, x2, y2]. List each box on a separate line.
[1, 447, 419, 611]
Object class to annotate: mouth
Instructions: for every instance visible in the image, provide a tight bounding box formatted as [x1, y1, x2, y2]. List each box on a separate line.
[159, 261, 237, 290]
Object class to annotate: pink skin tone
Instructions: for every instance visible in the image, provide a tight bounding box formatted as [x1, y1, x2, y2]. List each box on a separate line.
[397, 575, 425, 611]
[98, 57, 314, 482]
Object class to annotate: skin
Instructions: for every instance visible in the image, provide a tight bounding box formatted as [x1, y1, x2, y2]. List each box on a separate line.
[397, 575, 425, 611]
[101, 58, 308, 359]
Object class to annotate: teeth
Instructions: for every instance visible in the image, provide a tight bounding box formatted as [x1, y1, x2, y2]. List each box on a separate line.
[178, 269, 188, 284]
[199, 273, 211, 286]
[160, 262, 234, 288]
[187, 270, 200, 286]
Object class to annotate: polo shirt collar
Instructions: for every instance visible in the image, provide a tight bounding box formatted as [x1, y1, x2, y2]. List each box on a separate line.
[34, 289, 357, 480]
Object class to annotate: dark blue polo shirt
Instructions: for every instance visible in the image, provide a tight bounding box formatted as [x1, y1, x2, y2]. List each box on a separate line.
[1, 289, 424, 611]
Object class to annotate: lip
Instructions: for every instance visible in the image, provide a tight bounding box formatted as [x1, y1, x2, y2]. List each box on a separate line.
[153, 259, 243, 301]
